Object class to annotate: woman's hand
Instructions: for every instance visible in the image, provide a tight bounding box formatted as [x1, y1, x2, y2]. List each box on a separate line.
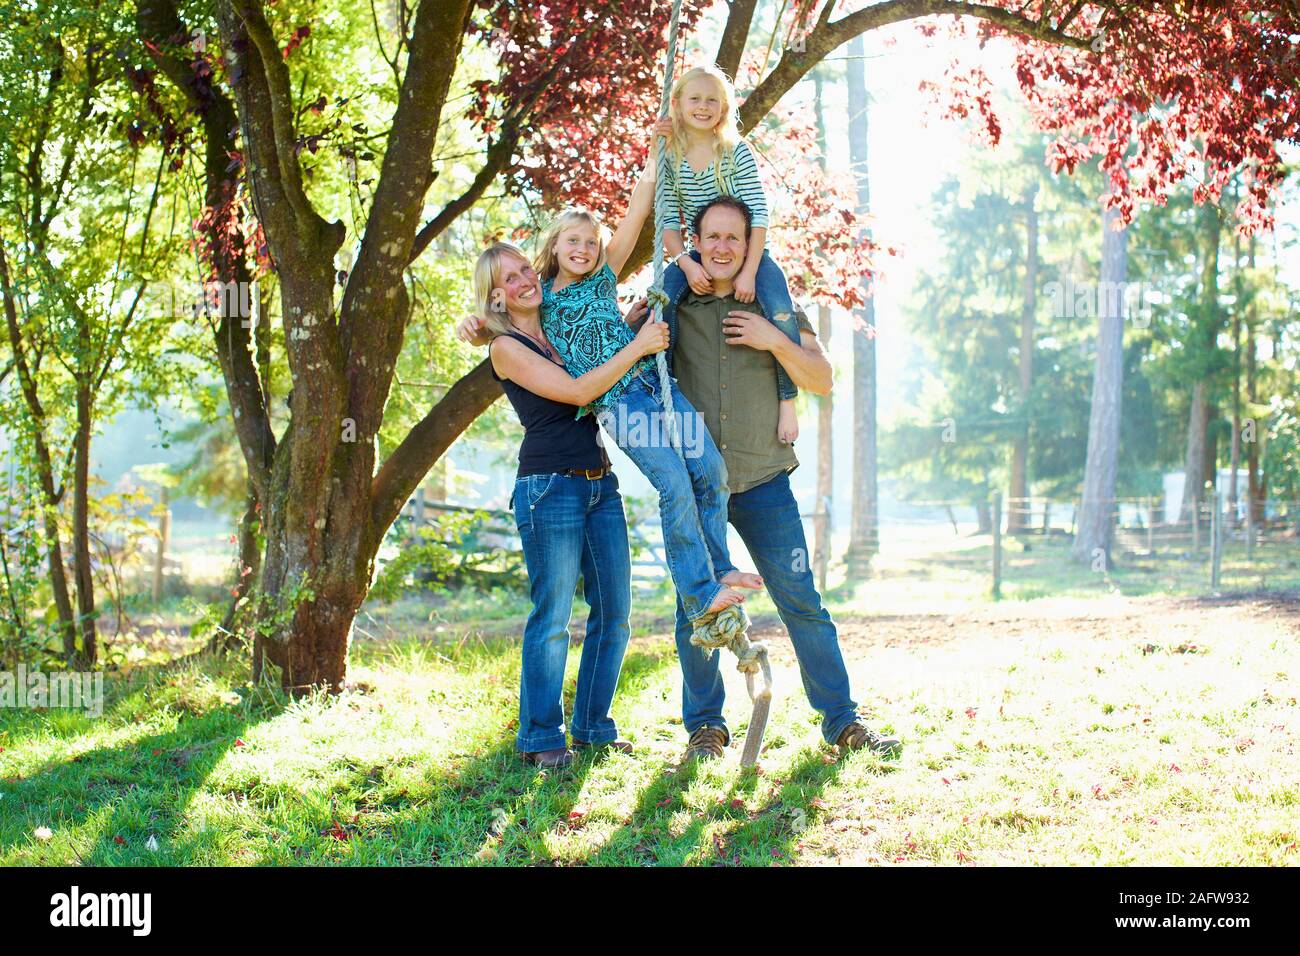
[633, 317, 670, 357]
[622, 297, 649, 327]
[682, 256, 714, 296]
[456, 313, 491, 346]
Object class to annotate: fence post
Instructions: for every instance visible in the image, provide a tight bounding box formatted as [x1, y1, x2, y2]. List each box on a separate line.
[1210, 491, 1222, 590]
[1042, 501, 1051, 536]
[152, 490, 171, 603]
[815, 494, 831, 595]
[991, 491, 1002, 600]
[1192, 496, 1200, 553]
[414, 486, 426, 529]
[1146, 496, 1155, 555]
[1245, 496, 1254, 561]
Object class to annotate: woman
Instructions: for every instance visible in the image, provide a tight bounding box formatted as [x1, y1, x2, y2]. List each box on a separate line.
[466, 241, 669, 769]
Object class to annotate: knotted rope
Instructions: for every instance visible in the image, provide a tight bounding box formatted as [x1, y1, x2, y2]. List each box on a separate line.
[649, 0, 685, 459]
[690, 604, 774, 768]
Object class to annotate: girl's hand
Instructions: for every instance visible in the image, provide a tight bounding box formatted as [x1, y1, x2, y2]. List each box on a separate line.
[634, 317, 670, 357]
[734, 269, 757, 304]
[654, 116, 673, 139]
[457, 313, 490, 346]
[683, 257, 714, 296]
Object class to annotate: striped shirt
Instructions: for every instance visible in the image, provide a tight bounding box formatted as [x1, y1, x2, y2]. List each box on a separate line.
[656, 138, 770, 234]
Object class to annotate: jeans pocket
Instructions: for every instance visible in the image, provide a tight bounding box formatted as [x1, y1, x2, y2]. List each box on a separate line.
[526, 472, 558, 507]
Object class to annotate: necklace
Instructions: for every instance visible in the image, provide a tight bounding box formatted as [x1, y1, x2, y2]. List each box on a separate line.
[508, 321, 560, 364]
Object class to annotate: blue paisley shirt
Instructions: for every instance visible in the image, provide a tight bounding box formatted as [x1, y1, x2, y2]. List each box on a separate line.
[541, 263, 653, 419]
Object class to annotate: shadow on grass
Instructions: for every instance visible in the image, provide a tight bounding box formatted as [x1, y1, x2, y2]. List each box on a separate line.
[335, 644, 682, 866]
[0, 653, 282, 864]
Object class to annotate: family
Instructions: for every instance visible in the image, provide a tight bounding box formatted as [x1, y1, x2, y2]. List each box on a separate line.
[457, 66, 900, 769]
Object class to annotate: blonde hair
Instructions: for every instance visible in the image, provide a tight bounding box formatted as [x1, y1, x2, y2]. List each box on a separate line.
[532, 208, 609, 281]
[472, 241, 532, 338]
[666, 65, 742, 196]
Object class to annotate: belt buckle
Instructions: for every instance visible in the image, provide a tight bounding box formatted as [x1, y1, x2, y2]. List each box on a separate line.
[583, 467, 603, 480]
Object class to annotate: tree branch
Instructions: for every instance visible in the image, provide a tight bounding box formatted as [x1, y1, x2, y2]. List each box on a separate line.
[715, 0, 760, 79]
[227, 0, 321, 231]
[137, 0, 277, 498]
[369, 359, 501, 537]
[740, 0, 1094, 133]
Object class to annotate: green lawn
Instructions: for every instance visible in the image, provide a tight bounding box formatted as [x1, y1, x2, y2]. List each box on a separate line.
[3, 587, 1297, 866]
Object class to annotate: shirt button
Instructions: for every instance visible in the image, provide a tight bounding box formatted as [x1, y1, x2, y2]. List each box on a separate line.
[721, 414, 728, 421]
[721, 383, 727, 389]
[721, 444, 727, 450]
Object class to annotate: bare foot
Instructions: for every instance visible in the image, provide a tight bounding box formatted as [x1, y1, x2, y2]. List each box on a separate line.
[778, 399, 799, 445]
[705, 587, 746, 615]
[721, 570, 764, 590]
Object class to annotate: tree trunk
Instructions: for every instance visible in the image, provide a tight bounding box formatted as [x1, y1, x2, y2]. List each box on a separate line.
[71, 380, 97, 666]
[1178, 202, 1222, 525]
[1008, 184, 1038, 535]
[844, 32, 878, 578]
[0, 242, 80, 660]
[213, 483, 261, 652]
[1071, 201, 1128, 564]
[811, 68, 833, 593]
[1245, 234, 1264, 526]
[1228, 230, 1242, 526]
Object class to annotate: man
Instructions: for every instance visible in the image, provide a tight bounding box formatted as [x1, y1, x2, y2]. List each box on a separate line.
[654, 195, 901, 762]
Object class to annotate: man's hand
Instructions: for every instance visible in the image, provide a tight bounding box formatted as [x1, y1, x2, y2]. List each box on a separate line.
[622, 297, 649, 328]
[723, 310, 786, 352]
[457, 314, 491, 346]
[733, 267, 757, 304]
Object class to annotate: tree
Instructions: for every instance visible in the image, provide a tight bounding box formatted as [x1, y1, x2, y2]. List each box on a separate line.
[1176, 201, 1225, 525]
[1070, 201, 1128, 565]
[1006, 181, 1038, 534]
[843, 30, 877, 577]
[1, 4, 183, 663]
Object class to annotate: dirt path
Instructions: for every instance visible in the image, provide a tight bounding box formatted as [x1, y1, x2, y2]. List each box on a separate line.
[692, 591, 1300, 667]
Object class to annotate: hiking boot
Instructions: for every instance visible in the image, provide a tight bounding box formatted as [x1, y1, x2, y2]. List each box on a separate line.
[573, 738, 634, 754]
[684, 725, 729, 761]
[520, 747, 573, 769]
[836, 721, 902, 757]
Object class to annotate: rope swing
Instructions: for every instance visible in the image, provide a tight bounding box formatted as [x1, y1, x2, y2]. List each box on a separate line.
[650, 0, 773, 768]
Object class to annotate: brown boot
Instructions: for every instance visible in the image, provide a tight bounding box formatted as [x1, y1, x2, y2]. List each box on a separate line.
[572, 738, 634, 754]
[684, 725, 728, 761]
[836, 721, 902, 757]
[520, 747, 573, 769]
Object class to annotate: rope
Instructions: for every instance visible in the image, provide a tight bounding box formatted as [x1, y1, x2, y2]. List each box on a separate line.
[689, 604, 764, 673]
[690, 604, 774, 769]
[650, 0, 685, 459]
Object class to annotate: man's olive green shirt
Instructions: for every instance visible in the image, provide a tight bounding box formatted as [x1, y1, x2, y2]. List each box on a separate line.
[672, 291, 815, 495]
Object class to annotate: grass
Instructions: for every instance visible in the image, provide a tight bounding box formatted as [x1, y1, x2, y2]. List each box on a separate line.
[2, 585, 1298, 866]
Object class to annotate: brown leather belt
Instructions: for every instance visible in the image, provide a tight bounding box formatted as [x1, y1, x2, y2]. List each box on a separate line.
[563, 466, 611, 479]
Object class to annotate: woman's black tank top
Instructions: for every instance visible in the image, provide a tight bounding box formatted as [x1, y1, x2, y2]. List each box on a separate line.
[489, 332, 609, 477]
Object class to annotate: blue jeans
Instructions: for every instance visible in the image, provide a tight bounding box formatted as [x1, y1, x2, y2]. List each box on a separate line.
[511, 471, 632, 752]
[673, 471, 858, 744]
[663, 248, 800, 400]
[597, 373, 736, 623]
